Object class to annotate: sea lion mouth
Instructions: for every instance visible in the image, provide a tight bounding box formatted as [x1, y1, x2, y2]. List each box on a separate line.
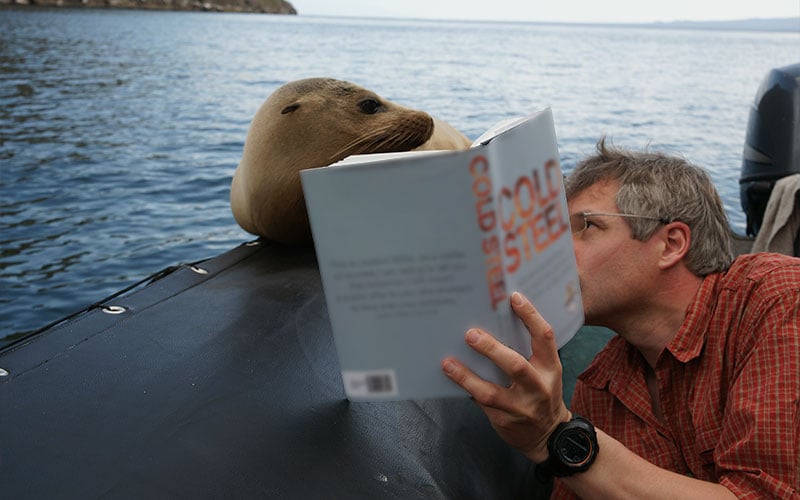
[332, 115, 434, 160]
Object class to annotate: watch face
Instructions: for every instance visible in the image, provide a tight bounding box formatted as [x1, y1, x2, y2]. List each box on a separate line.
[556, 429, 595, 466]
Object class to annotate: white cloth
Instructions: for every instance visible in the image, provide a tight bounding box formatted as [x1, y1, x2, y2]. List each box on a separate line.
[752, 173, 800, 256]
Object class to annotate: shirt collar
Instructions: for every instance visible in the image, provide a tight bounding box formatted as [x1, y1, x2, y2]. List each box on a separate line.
[662, 272, 720, 363]
[579, 271, 723, 390]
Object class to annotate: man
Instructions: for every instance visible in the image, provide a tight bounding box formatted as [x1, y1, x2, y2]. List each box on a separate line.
[442, 139, 800, 499]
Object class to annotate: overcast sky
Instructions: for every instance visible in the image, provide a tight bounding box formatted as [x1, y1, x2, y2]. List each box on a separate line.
[292, 0, 800, 24]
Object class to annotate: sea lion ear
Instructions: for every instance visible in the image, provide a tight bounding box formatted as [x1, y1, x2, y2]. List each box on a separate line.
[281, 103, 300, 115]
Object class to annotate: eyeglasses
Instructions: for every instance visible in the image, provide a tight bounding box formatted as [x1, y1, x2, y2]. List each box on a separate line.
[570, 212, 671, 236]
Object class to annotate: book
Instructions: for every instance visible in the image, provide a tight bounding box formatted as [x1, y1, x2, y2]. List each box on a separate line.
[300, 108, 583, 401]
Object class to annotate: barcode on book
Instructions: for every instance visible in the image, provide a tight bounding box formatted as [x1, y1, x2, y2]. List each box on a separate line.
[342, 370, 398, 398]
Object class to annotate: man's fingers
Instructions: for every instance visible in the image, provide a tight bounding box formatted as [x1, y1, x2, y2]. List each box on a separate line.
[510, 292, 561, 368]
[463, 328, 541, 386]
[441, 356, 505, 405]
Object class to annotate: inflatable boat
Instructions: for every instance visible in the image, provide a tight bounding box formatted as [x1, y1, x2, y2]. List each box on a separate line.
[1, 64, 797, 498]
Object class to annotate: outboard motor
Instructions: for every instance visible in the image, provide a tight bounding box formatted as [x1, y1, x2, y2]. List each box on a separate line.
[739, 63, 800, 237]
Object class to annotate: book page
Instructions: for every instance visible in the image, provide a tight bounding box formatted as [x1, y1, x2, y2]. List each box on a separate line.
[330, 149, 453, 168]
[471, 116, 528, 147]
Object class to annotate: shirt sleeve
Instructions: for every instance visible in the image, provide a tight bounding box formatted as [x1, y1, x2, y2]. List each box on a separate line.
[714, 286, 800, 499]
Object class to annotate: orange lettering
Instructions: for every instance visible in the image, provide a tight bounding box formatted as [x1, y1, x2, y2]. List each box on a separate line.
[487, 265, 507, 310]
[469, 155, 489, 176]
[504, 231, 520, 274]
[545, 159, 560, 201]
[499, 187, 515, 233]
[514, 175, 535, 219]
[475, 198, 495, 232]
[482, 234, 500, 255]
[470, 155, 495, 233]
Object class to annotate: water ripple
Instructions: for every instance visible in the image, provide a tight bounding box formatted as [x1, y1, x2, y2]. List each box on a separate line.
[1, 9, 797, 346]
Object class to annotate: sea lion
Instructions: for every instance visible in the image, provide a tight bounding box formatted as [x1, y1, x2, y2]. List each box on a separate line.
[230, 77, 472, 245]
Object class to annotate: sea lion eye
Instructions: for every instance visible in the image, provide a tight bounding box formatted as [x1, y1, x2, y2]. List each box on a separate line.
[281, 104, 300, 114]
[357, 98, 381, 114]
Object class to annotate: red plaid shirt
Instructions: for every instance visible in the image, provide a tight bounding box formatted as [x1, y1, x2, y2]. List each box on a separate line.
[552, 253, 800, 499]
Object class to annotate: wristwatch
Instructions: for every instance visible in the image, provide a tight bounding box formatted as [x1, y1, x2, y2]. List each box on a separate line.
[535, 416, 599, 481]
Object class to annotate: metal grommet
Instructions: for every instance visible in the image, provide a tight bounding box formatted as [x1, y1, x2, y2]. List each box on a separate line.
[102, 305, 127, 315]
[190, 265, 209, 275]
[0, 368, 9, 377]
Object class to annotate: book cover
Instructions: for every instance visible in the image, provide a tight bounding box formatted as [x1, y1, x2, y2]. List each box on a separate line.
[301, 108, 583, 400]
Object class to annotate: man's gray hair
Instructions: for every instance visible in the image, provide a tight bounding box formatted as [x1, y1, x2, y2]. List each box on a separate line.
[565, 138, 734, 276]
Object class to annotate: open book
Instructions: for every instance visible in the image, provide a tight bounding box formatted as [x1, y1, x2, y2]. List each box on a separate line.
[300, 108, 583, 400]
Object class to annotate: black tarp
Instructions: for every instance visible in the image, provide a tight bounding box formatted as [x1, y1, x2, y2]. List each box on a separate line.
[1, 240, 610, 498]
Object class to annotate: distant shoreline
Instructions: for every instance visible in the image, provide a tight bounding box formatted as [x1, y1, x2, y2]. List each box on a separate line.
[0, 0, 296, 14]
[2, 4, 798, 33]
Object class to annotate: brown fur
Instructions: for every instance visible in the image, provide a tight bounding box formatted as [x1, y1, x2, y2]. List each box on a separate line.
[230, 77, 472, 245]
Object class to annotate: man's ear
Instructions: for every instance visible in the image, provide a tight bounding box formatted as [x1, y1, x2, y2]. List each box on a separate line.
[658, 222, 691, 270]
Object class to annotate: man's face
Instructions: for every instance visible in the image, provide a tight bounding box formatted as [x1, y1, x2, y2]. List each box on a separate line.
[568, 180, 658, 328]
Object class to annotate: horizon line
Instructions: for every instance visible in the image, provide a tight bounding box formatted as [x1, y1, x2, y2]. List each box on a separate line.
[293, 14, 800, 32]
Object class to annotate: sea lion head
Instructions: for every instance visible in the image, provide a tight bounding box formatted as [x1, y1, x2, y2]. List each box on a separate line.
[230, 77, 471, 245]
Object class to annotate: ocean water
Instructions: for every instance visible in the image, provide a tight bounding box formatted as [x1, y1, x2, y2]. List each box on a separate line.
[1, 8, 798, 347]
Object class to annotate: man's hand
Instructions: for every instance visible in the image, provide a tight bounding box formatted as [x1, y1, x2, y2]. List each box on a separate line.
[441, 291, 572, 463]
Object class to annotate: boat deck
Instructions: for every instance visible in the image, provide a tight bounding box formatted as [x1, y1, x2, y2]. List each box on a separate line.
[0, 230, 758, 497]
[0, 240, 549, 498]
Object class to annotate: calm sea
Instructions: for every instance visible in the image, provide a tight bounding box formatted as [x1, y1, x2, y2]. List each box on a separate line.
[1, 8, 798, 347]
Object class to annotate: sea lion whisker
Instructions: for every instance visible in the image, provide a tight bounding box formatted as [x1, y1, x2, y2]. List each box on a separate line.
[362, 123, 415, 151]
[333, 126, 394, 158]
[335, 129, 385, 154]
